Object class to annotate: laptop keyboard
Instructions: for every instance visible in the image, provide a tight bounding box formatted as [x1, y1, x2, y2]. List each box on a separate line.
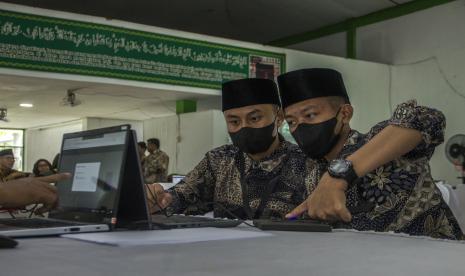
[0, 218, 79, 229]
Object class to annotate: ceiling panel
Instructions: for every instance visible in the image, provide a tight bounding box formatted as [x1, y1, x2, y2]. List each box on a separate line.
[0, 0, 414, 43]
[0, 75, 216, 128]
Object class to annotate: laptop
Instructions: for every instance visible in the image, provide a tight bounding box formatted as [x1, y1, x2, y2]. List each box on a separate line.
[0, 125, 151, 237]
[150, 214, 242, 229]
[171, 175, 185, 184]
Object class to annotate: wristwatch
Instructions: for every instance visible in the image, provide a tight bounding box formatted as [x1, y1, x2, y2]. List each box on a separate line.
[327, 159, 359, 185]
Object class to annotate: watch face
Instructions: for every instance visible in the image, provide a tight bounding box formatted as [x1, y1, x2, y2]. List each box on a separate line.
[330, 159, 349, 174]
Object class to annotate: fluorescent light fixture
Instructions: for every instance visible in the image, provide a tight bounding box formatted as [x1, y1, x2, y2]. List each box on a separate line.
[19, 103, 34, 108]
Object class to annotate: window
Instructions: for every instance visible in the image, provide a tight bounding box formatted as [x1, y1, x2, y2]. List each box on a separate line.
[0, 129, 24, 171]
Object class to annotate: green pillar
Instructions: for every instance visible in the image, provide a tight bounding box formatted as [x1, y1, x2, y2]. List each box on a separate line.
[346, 27, 357, 59]
[176, 100, 197, 114]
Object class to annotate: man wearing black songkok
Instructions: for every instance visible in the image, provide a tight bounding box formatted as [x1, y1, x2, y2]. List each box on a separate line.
[0, 149, 28, 182]
[279, 68, 463, 240]
[146, 78, 308, 219]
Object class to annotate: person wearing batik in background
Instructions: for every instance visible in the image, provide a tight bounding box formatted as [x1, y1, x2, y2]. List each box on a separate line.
[144, 138, 169, 183]
[0, 149, 28, 181]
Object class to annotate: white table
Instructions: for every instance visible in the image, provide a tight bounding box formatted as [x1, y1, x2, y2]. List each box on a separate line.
[1, 229, 465, 276]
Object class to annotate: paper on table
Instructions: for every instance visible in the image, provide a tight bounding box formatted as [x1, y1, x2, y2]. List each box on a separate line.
[62, 227, 273, 247]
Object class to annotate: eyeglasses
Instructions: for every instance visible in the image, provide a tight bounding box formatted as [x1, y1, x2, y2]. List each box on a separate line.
[1, 156, 16, 161]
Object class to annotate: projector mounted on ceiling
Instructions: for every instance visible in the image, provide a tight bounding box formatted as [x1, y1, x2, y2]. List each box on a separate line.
[0, 108, 9, 122]
[62, 88, 82, 107]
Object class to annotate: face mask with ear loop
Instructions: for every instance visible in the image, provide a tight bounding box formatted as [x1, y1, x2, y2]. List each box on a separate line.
[291, 107, 344, 159]
[229, 113, 279, 155]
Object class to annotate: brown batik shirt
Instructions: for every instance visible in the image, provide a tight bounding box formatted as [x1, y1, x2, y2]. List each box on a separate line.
[167, 139, 309, 219]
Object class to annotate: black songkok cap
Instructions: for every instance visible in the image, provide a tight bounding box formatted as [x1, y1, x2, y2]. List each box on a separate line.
[277, 68, 350, 109]
[221, 78, 280, 112]
[0, 149, 13, 157]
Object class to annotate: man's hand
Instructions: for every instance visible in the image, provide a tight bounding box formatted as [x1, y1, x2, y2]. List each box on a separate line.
[286, 173, 352, 222]
[0, 173, 71, 214]
[146, 183, 173, 214]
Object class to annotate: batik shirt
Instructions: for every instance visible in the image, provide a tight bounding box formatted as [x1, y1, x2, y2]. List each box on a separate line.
[144, 150, 169, 183]
[167, 140, 308, 219]
[0, 167, 27, 182]
[305, 100, 464, 240]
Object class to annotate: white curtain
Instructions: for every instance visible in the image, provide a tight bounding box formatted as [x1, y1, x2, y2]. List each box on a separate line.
[143, 115, 179, 175]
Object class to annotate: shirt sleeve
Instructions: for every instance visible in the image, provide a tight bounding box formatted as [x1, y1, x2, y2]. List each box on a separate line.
[388, 100, 446, 159]
[167, 153, 216, 214]
[144, 153, 170, 183]
[158, 153, 169, 172]
[143, 158, 157, 184]
[365, 100, 446, 159]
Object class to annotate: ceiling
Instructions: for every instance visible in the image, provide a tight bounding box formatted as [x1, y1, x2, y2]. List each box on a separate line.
[0, 0, 415, 128]
[1, 0, 414, 44]
[0, 74, 218, 128]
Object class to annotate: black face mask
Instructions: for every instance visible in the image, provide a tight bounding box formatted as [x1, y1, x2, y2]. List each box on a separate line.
[229, 121, 277, 154]
[291, 110, 342, 159]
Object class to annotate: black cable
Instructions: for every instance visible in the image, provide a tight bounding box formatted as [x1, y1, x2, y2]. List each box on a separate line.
[203, 201, 255, 228]
[8, 210, 16, 219]
[29, 205, 38, 218]
[19, 204, 38, 216]
[388, 0, 400, 5]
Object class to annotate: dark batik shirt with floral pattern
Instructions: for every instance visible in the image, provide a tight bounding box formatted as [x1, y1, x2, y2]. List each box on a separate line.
[305, 100, 464, 240]
[167, 140, 308, 219]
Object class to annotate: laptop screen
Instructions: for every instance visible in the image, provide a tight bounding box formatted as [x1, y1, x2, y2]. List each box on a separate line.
[51, 127, 128, 223]
[172, 175, 185, 184]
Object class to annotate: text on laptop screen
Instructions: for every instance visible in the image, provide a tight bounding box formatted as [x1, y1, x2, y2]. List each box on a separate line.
[56, 131, 127, 214]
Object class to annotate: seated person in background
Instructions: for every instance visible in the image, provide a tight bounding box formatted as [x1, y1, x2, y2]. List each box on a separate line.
[33, 159, 55, 177]
[0, 149, 28, 181]
[144, 138, 169, 183]
[146, 78, 308, 219]
[278, 68, 463, 239]
[0, 173, 70, 214]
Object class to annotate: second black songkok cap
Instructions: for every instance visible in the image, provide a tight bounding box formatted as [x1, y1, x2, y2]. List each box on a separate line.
[222, 78, 281, 112]
[277, 68, 350, 108]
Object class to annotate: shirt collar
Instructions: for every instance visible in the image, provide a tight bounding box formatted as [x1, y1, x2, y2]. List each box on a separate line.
[314, 129, 363, 166]
[242, 140, 291, 173]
